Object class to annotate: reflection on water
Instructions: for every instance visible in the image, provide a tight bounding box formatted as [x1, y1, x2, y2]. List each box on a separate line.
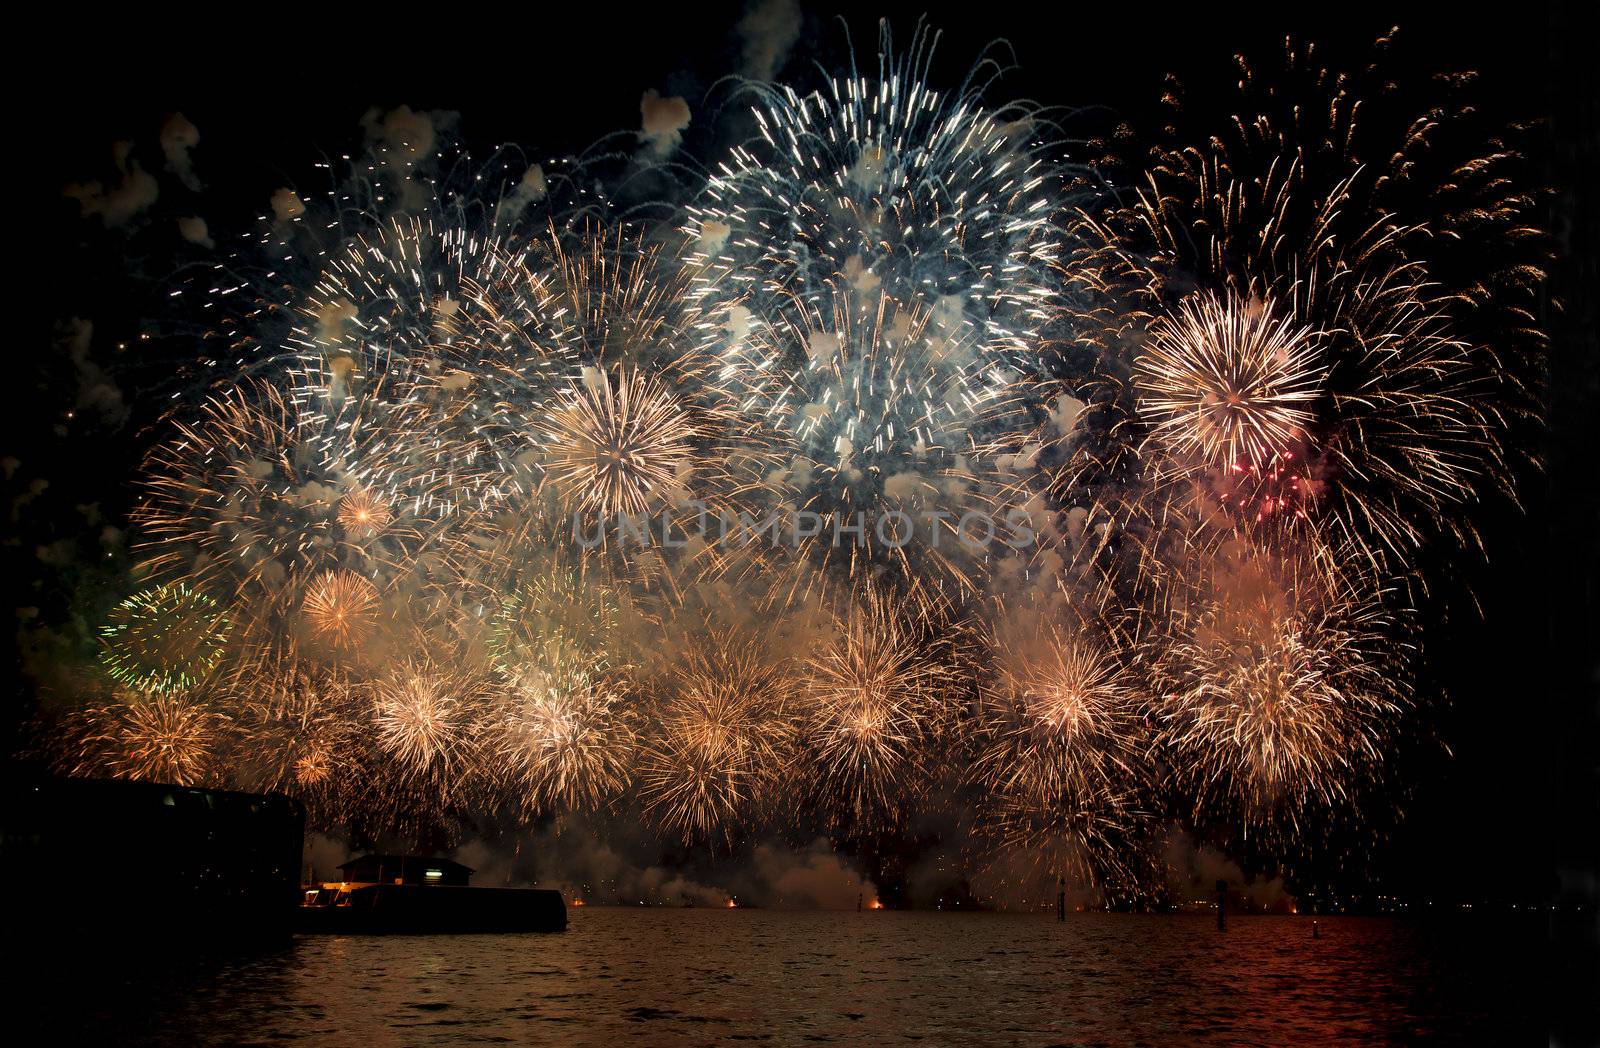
[31, 910, 1553, 1045]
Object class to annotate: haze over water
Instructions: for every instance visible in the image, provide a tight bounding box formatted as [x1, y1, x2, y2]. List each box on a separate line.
[31, 909, 1560, 1045]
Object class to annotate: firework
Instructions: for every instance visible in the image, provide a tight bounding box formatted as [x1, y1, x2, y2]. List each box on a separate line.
[542, 366, 698, 516]
[534, 222, 699, 372]
[638, 631, 794, 844]
[372, 664, 481, 774]
[97, 695, 227, 787]
[134, 383, 326, 613]
[98, 582, 231, 694]
[969, 616, 1146, 886]
[40, 28, 1543, 883]
[1095, 37, 1545, 569]
[490, 644, 636, 815]
[338, 489, 394, 538]
[1145, 531, 1408, 834]
[681, 21, 1068, 605]
[718, 285, 1045, 610]
[1135, 292, 1322, 485]
[794, 587, 947, 829]
[975, 625, 1138, 798]
[133, 381, 426, 630]
[301, 570, 381, 648]
[485, 562, 623, 673]
[525, 223, 773, 567]
[285, 216, 576, 516]
[226, 650, 364, 797]
[685, 21, 1063, 357]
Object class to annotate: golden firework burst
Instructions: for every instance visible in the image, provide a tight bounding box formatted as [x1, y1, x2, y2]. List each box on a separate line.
[638, 631, 794, 844]
[796, 587, 946, 828]
[1135, 292, 1323, 476]
[99, 695, 224, 787]
[338, 490, 393, 538]
[301, 570, 381, 647]
[542, 366, 697, 516]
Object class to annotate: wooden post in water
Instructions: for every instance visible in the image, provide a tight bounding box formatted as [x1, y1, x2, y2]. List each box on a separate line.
[1216, 879, 1227, 930]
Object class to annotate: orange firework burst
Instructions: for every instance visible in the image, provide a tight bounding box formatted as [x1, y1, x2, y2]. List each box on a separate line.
[301, 570, 381, 648]
[1146, 531, 1408, 835]
[542, 366, 697, 516]
[969, 617, 1146, 887]
[491, 644, 636, 816]
[795, 587, 947, 829]
[338, 490, 393, 538]
[1135, 292, 1323, 479]
[638, 631, 794, 845]
[98, 695, 226, 787]
[372, 665, 479, 772]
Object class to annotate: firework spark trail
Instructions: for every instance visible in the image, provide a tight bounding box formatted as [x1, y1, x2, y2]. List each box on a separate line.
[794, 585, 948, 830]
[98, 583, 231, 694]
[638, 631, 795, 845]
[1144, 529, 1408, 836]
[490, 642, 637, 816]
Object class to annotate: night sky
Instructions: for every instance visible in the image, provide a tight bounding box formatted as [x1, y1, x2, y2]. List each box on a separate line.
[8, 0, 1595, 904]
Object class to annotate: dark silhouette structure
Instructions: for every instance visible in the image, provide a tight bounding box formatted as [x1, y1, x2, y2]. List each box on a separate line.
[301, 851, 565, 933]
[2, 772, 305, 948]
[335, 854, 473, 886]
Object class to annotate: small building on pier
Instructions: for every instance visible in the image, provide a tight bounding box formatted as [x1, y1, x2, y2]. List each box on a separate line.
[336, 854, 474, 887]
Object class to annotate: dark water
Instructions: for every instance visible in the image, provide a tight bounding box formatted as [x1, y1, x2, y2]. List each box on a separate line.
[28, 910, 1569, 1045]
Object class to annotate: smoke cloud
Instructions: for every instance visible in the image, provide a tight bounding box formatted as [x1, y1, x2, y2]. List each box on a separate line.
[1162, 830, 1293, 912]
[160, 113, 203, 192]
[736, 0, 802, 81]
[437, 827, 878, 909]
[64, 142, 159, 228]
[639, 90, 691, 157]
[177, 215, 214, 248]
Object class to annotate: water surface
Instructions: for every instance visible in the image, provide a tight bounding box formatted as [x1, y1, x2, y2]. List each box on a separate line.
[33, 909, 1555, 1045]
